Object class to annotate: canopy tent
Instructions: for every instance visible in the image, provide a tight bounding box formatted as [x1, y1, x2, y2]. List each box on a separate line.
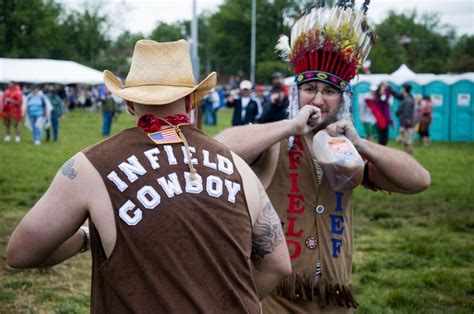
[0, 58, 104, 85]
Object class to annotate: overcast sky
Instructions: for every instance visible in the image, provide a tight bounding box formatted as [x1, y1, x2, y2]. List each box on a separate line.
[64, 0, 473, 37]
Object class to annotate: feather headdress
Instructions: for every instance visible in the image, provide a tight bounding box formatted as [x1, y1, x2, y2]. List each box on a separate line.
[276, 0, 376, 89]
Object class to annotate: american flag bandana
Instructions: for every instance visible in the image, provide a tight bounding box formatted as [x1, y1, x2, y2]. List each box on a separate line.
[148, 127, 183, 145]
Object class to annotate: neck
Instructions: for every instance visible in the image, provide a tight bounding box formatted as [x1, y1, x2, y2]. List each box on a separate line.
[133, 101, 188, 122]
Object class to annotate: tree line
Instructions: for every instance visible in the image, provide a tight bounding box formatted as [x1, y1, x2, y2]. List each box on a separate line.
[1, 0, 472, 84]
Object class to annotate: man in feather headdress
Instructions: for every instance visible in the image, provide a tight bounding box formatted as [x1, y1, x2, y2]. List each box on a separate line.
[216, 1, 431, 312]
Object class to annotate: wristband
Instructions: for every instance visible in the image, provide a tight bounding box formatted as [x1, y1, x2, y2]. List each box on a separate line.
[362, 161, 378, 191]
[79, 226, 90, 253]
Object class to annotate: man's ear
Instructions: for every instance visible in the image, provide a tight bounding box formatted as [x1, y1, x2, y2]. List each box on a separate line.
[185, 95, 193, 113]
[126, 101, 136, 116]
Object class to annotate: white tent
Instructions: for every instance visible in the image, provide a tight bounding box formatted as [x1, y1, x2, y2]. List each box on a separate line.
[353, 64, 473, 86]
[390, 64, 416, 77]
[0, 58, 104, 85]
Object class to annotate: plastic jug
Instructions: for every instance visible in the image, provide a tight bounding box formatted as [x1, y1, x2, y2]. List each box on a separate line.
[312, 130, 364, 191]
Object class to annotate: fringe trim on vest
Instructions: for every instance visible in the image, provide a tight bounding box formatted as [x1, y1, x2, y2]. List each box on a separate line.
[275, 273, 318, 302]
[319, 280, 358, 309]
[275, 274, 358, 309]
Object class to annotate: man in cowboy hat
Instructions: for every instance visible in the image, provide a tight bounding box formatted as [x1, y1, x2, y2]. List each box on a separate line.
[216, 2, 430, 313]
[6, 39, 291, 312]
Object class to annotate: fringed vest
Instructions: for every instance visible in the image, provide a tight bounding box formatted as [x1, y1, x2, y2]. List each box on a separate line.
[264, 136, 356, 311]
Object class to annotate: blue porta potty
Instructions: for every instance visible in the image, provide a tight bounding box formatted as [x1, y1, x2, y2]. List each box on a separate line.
[450, 80, 473, 142]
[424, 80, 450, 141]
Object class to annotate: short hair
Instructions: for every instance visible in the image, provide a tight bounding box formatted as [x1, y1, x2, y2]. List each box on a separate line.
[402, 84, 412, 93]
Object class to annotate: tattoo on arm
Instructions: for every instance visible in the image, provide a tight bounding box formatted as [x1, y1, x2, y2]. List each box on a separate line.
[61, 159, 78, 180]
[251, 201, 284, 265]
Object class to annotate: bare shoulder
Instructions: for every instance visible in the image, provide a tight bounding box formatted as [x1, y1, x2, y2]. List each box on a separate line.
[58, 152, 94, 180]
[57, 152, 116, 254]
[55, 152, 106, 208]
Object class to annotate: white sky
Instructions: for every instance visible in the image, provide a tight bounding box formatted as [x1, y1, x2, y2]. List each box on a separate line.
[63, 0, 474, 37]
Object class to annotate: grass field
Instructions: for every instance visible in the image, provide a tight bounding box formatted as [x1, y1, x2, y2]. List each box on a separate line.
[0, 108, 473, 313]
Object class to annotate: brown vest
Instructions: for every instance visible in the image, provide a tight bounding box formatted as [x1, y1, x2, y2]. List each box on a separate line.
[83, 125, 260, 313]
[262, 136, 355, 312]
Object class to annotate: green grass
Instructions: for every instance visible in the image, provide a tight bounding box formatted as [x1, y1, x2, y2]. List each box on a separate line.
[0, 108, 473, 313]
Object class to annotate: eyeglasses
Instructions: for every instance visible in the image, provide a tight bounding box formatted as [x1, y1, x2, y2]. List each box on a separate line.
[299, 85, 341, 100]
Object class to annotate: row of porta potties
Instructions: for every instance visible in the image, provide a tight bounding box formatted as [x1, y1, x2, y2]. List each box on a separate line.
[350, 64, 474, 142]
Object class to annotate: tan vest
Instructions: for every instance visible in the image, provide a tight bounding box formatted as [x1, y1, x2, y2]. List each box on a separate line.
[83, 125, 260, 313]
[262, 136, 356, 312]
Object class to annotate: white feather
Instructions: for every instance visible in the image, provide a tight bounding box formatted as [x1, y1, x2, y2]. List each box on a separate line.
[309, 7, 318, 29]
[292, 16, 302, 44]
[275, 35, 291, 62]
[302, 10, 312, 34]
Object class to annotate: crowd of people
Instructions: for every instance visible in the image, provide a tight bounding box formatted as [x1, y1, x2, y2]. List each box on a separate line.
[199, 75, 434, 156]
[361, 81, 433, 154]
[198, 71, 290, 128]
[0, 82, 126, 144]
[1, 76, 434, 150]
[5, 2, 432, 313]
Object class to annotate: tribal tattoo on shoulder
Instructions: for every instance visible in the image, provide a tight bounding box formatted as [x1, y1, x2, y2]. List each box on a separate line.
[61, 159, 78, 180]
[250, 200, 284, 265]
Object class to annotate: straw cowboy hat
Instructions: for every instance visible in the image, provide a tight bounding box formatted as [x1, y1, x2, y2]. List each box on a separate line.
[104, 39, 216, 106]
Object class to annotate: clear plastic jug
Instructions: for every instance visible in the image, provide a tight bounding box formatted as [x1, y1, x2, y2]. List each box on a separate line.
[312, 130, 364, 191]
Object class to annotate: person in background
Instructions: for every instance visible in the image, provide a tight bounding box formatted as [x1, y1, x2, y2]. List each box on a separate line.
[201, 87, 220, 126]
[226, 80, 260, 126]
[394, 83, 415, 154]
[1, 81, 24, 143]
[258, 72, 289, 123]
[112, 94, 125, 122]
[26, 84, 50, 145]
[45, 86, 65, 143]
[374, 81, 394, 146]
[6, 39, 291, 312]
[101, 89, 116, 137]
[66, 85, 77, 111]
[255, 84, 267, 105]
[417, 95, 433, 147]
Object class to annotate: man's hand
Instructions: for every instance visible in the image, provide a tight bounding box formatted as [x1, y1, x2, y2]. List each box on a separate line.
[326, 120, 363, 148]
[290, 105, 322, 135]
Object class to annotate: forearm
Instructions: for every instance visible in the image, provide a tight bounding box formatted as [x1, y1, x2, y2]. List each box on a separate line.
[7, 228, 87, 269]
[355, 139, 431, 193]
[38, 229, 87, 267]
[215, 119, 294, 164]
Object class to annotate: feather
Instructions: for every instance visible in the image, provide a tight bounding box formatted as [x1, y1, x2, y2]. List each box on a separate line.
[309, 7, 318, 30]
[291, 14, 302, 45]
[295, 10, 307, 41]
[275, 35, 291, 62]
[302, 9, 313, 34]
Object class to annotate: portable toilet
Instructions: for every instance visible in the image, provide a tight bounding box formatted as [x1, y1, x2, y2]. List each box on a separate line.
[450, 79, 473, 141]
[352, 81, 371, 137]
[424, 80, 450, 141]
